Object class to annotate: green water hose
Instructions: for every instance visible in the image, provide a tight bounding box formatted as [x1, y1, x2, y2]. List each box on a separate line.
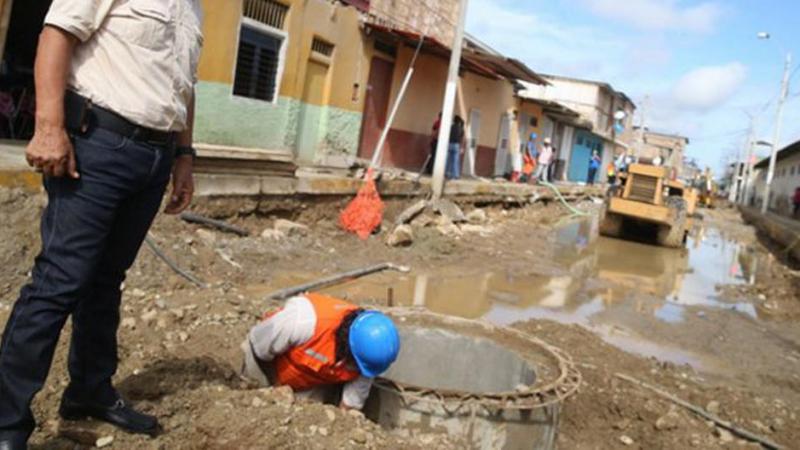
[537, 180, 592, 217]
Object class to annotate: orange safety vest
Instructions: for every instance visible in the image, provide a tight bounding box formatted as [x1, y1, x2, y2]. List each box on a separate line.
[523, 152, 536, 176]
[264, 293, 361, 391]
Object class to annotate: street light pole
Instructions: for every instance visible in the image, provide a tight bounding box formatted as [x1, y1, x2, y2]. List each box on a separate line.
[431, 0, 469, 200]
[760, 40, 792, 213]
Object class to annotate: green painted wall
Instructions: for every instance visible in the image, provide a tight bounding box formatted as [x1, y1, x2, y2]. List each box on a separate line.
[194, 81, 362, 162]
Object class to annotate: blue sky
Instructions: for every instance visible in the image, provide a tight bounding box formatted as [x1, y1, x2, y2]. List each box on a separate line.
[465, 0, 800, 172]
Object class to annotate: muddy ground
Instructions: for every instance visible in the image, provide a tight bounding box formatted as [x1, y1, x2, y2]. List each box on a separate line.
[1, 186, 799, 449]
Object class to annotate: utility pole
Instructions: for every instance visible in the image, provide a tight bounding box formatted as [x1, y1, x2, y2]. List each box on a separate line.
[432, 0, 469, 200]
[740, 115, 757, 206]
[761, 51, 791, 214]
[728, 145, 742, 203]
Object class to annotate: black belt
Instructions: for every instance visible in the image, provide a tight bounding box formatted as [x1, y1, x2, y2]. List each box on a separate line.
[64, 91, 177, 147]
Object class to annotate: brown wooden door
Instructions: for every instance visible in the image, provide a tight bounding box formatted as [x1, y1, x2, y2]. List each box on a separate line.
[358, 57, 394, 160]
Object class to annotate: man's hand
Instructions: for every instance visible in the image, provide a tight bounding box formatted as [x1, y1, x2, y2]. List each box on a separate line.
[26, 124, 79, 178]
[164, 156, 193, 214]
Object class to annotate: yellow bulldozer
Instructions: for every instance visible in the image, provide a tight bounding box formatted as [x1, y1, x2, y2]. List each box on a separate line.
[600, 164, 697, 248]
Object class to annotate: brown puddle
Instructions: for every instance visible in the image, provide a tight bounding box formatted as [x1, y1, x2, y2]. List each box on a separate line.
[309, 218, 768, 371]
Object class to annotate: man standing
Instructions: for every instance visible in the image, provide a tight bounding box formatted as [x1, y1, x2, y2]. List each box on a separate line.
[445, 115, 465, 180]
[0, 1, 202, 448]
[534, 137, 554, 183]
[587, 150, 601, 185]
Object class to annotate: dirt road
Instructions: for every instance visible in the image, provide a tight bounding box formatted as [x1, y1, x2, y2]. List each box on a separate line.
[1, 186, 798, 449]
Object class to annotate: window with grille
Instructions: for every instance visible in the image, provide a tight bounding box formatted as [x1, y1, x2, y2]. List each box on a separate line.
[311, 38, 334, 57]
[243, 0, 289, 29]
[233, 24, 284, 102]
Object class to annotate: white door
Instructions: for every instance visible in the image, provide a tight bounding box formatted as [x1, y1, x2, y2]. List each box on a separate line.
[464, 109, 481, 177]
[494, 113, 511, 177]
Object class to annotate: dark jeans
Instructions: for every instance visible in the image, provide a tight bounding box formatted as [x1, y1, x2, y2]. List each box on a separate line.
[587, 167, 598, 185]
[445, 143, 461, 180]
[0, 127, 174, 439]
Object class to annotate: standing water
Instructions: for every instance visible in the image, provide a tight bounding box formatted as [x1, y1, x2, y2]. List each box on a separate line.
[321, 217, 766, 370]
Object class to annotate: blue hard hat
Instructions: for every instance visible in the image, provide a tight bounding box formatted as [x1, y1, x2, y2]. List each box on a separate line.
[530, 132, 538, 139]
[348, 311, 400, 378]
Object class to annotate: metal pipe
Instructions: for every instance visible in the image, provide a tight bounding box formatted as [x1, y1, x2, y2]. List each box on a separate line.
[266, 262, 411, 300]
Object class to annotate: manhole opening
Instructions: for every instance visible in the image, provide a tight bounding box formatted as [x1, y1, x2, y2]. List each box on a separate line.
[383, 326, 537, 393]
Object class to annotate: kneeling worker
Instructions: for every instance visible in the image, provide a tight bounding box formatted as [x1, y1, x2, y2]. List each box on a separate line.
[240, 293, 400, 410]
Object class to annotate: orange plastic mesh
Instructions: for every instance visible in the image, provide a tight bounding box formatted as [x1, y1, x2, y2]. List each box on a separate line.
[339, 169, 385, 240]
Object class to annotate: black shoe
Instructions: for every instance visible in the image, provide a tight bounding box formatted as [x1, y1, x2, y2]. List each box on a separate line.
[58, 395, 160, 437]
[0, 433, 27, 450]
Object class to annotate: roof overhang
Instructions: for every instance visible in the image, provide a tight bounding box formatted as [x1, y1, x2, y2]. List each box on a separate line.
[363, 23, 547, 85]
[754, 139, 800, 169]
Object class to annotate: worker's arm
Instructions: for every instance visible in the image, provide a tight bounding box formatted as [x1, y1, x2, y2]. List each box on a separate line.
[248, 297, 315, 362]
[26, 26, 79, 178]
[340, 376, 373, 410]
[165, 91, 195, 214]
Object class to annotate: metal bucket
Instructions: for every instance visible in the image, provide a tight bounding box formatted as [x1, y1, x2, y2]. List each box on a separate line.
[364, 309, 581, 450]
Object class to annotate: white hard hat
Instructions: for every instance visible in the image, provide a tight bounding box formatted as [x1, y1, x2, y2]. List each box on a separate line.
[543, 137, 552, 144]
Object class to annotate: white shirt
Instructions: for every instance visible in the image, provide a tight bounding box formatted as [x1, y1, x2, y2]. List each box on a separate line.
[538, 144, 554, 165]
[44, 0, 203, 131]
[248, 296, 373, 409]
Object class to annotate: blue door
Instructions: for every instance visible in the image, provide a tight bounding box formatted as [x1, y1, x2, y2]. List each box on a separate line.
[568, 131, 604, 182]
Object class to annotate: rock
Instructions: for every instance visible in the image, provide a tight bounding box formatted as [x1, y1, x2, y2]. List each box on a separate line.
[96, 435, 114, 448]
[318, 427, 329, 436]
[155, 298, 167, 309]
[121, 318, 136, 330]
[325, 408, 336, 422]
[655, 408, 681, 431]
[351, 427, 368, 444]
[431, 199, 466, 223]
[689, 433, 702, 447]
[261, 229, 286, 241]
[411, 213, 435, 228]
[619, 435, 634, 446]
[466, 209, 487, 224]
[178, 332, 189, 342]
[273, 386, 295, 405]
[130, 288, 146, 298]
[195, 228, 217, 246]
[251, 397, 265, 408]
[386, 225, 414, 247]
[715, 427, 734, 443]
[171, 308, 185, 320]
[751, 420, 771, 434]
[436, 222, 462, 237]
[613, 418, 631, 430]
[394, 200, 428, 226]
[140, 309, 158, 325]
[274, 219, 309, 237]
[514, 384, 531, 393]
[460, 224, 492, 235]
[347, 409, 364, 419]
[705, 401, 720, 415]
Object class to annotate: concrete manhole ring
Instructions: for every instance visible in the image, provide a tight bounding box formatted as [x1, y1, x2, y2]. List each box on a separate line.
[374, 307, 581, 411]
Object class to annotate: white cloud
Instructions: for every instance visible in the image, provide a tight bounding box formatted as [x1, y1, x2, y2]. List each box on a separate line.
[581, 0, 724, 33]
[670, 63, 748, 111]
[466, 0, 629, 80]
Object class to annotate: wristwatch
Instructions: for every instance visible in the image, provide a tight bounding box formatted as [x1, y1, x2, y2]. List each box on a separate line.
[176, 145, 197, 160]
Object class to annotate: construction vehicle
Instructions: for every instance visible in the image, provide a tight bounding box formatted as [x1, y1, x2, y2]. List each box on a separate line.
[600, 164, 697, 248]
